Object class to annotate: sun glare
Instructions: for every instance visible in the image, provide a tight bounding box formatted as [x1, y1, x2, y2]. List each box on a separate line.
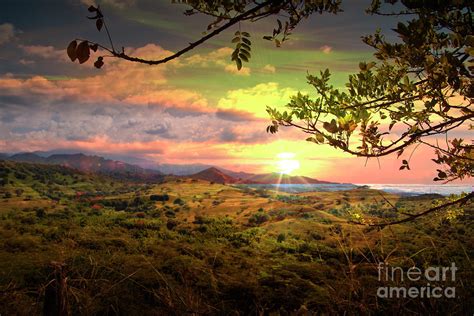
[276, 152, 300, 174]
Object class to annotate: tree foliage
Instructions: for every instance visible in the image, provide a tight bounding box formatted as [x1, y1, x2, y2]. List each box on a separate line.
[267, 0, 473, 183]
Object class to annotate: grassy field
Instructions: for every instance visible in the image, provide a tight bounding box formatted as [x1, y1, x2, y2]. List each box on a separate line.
[0, 160, 472, 315]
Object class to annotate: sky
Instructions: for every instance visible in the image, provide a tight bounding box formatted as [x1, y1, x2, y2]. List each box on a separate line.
[0, 0, 472, 184]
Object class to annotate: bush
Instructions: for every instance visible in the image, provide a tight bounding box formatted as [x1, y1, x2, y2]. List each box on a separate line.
[35, 208, 46, 218]
[248, 211, 269, 226]
[150, 194, 169, 202]
[277, 233, 286, 243]
[167, 220, 178, 230]
[173, 198, 185, 206]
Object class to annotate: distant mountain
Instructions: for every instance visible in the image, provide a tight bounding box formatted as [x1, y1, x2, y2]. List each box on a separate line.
[189, 167, 336, 185]
[0, 153, 12, 160]
[244, 173, 335, 185]
[156, 163, 213, 176]
[219, 168, 256, 181]
[7, 153, 163, 182]
[189, 167, 240, 184]
[9, 153, 47, 164]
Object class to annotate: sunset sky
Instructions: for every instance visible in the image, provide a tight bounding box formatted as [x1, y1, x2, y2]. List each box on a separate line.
[0, 0, 472, 184]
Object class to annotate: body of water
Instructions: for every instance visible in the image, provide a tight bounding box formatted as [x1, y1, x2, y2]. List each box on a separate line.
[239, 183, 473, 196]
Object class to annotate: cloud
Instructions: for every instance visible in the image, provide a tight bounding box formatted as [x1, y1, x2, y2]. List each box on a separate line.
[0, 23, 16, 45]
[224, 64, 250, 76]
[215, 109, 259, 122]
[262, 64, 276, 73]
[19, 59, 35, 65]
[0, 44, 210, 113]
[320, 45, 332, 54]
[19, 45, 67, 62]
[145, 122, 175, 139]
[217, 82, 298, 118]
[218, 126, 271, 144]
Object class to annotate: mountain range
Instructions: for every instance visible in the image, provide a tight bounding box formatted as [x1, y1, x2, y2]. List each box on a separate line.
[0, 152, 338, 185]
[3, 152, 163, 182]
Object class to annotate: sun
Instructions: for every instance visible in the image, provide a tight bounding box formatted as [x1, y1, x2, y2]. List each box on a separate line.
[276, 152, 300, 175]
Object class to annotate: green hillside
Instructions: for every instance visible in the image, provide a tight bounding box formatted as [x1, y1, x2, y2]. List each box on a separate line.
[0, 161, 472, 315]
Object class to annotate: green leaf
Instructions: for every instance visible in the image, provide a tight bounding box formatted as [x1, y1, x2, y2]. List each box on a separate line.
[239, 53, 249, 62]
[241, 43, 251, 51]
[239, 49, 250, 59]
[241, 37, 251, 46]
[236, 58, 242, 70]
[241, 32, 250, 37]
[231, 37, 240, 43]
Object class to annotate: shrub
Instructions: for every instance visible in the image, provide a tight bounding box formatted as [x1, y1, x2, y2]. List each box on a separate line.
[277, 233, 286, 243]
[35, 208, 46, 218]
[173, 198, 185, 206]
[150, 194, 169, 202]
[248, 211, 269, 226]
[166, 220, 178, 230]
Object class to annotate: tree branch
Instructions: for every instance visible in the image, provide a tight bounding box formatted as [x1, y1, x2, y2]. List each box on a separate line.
[110, 0, 281, 65]
[352, 191, 474, 228]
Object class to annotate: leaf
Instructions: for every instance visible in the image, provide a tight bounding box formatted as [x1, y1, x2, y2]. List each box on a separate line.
[239, 49, 250, 59]
[239, 53, 249, 62]
[263, 36, 273, 41]
[67, 40, 78, 62]
[241, 32, 250, 37]
[241, 43, 251, 51]
[438, 171, 447, 178]
[94, 56, 104, 69]
[315, 132, 325, 143]
[389, 121, 396, 131]
[241, 37, 251, 46]
[323, 119, 338, 133]
[89, 43, 98, 52]
[236, 58, 242, 70]
[76, 41, 90, 64]
[231, 37, 240, 43]
[96, 18, 103, 31]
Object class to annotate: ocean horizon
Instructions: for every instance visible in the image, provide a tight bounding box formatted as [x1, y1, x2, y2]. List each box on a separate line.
[239, 183, 473, 196]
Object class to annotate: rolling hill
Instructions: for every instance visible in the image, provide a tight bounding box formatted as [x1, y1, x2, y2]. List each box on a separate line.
[189, 167, 240, 184]
[4, 153, 163, 182]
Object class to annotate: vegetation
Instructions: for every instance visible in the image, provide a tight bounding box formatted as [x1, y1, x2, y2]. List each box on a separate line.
[0, 161, 473, 314]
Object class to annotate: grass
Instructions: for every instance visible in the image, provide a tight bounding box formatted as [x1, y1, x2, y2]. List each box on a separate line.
[0, 160, 473, 315]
